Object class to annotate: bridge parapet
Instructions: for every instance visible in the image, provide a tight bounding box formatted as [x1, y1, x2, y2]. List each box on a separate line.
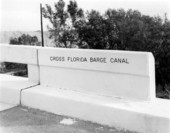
[0, 44, 169, 133]
[0, 44, 39, 84]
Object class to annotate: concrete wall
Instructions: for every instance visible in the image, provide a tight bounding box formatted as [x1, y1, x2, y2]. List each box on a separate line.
[0, 45, 155, 101]
[0, 44, 38, 64]
[38, 47, 155, 101]
[1, 45, 169, 133]
[0, 44, 40, 84]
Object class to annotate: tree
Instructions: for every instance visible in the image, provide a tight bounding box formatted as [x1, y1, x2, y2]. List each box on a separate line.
[67, 0, 84, 25]
[42, 0, 85, 48]
[154, 19, 170, 94]
[10, 34, 40, 46]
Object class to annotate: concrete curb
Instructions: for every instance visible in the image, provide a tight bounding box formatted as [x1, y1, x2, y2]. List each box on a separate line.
[21, 85, 170, 133]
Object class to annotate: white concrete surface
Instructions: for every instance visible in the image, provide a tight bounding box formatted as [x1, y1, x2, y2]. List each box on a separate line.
[38, 47, 153, 76]
[0, 45, 155, 100]
[0, 74, 37, 105]
[22, 86, 170, 133]
[38, 47, 155, 101]
[0, 44, 40, 84]
[0, 102, 15, 111]
[28, 65, 40, 84]
[40, 66, 151, 100]
[0, 44, 38, 65]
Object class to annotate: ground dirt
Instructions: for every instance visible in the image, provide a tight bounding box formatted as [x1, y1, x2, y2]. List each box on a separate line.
[0, 106, 137, 133]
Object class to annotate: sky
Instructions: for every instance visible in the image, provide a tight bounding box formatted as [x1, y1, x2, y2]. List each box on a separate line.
[0, 0, 170, 31]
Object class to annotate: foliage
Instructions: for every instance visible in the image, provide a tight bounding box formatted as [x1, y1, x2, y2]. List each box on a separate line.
[43, 0, 170, 98]
[10, 34, 40, 46]
[42, 0, 85, 48]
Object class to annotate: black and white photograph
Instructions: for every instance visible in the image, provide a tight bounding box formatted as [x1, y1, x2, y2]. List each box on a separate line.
[0, 0, 170, 133]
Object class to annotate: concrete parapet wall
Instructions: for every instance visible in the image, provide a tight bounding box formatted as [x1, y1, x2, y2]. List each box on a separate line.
[0, 74, 38, 105]
[1, 44, 169, 133]
[38, 47, 155, 101]
[0, 44, 40, 84]
[0, 44, 38, 65]
[39, 47, 152, 76]
[0, 44, 155, 101]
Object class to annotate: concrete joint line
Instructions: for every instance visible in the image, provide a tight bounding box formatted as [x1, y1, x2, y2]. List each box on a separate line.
[37, 49, 40, 83]
[20, 84, 39, 105]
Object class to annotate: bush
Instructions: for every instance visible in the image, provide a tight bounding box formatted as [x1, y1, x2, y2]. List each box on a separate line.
[10, 34, 40, 46]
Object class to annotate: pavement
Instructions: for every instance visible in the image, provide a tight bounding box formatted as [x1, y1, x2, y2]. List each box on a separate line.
[0, 105, 137, 133]
[0, 102, 15, 111]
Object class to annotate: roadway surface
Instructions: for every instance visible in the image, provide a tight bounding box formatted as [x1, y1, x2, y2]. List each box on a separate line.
[0, 105, 137, 133]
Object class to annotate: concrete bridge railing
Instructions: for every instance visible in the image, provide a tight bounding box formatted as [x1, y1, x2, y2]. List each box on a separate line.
[0, 44, 39, 84]
[0, 44, 155, 101]
[0, 44, 169, 133]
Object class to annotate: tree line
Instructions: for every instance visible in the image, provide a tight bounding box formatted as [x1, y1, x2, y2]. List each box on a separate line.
[10, 34, 40, 46]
